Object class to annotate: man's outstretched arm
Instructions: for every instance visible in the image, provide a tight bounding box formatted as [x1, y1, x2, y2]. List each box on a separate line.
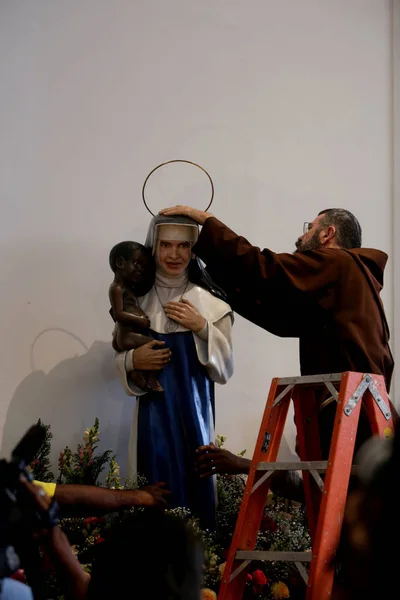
[32, 481, 171, 515]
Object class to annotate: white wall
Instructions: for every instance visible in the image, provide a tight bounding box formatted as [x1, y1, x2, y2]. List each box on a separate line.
[0, 0, 393, 475]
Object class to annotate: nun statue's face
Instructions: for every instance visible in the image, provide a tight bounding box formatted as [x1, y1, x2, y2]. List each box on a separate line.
[157, 239, 191, 277]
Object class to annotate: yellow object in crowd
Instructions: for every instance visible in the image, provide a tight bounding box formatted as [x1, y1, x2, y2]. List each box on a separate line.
[201, 589, 217, 600]
[271, 581, 290, 599]
[33, 480, 57, 498]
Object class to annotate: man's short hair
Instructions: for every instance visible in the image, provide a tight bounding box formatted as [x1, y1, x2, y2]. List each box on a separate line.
[318, 209, 362, 249]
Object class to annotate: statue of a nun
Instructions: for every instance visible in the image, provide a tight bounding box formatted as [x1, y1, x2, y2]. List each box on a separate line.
[116, 215, 234, 527]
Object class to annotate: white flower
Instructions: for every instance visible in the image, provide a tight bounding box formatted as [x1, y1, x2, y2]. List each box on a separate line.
[208, 554, 219, 568]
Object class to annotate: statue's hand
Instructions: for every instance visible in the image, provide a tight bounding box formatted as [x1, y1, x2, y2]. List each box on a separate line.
[133, 340, 171, 370]
[164, 299, 206, 333]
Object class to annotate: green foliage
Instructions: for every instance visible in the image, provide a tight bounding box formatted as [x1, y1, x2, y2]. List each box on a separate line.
[29, 419, 54, 482]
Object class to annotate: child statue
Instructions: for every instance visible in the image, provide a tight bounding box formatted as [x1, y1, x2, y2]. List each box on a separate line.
[109, 241, 162, 392]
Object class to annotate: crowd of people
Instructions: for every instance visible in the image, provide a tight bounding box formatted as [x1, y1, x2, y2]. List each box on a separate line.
[1, 206, 397, 599]
[3, 432, 398, 600]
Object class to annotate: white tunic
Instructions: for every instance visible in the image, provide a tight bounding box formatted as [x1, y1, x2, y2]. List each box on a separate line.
[116, 278, 234, 396]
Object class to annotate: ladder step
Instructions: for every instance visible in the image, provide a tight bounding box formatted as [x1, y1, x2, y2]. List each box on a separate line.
[277, 373, 343, 385]
[236, 551, 312, 563]
[257, 461, 328, 471]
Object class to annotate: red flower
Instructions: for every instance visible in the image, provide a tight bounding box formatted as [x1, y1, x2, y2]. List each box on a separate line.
[250, 569, 268, 595]
[252, 570, 267, 586]
[10, 570, 26, 584]
[96, 537, 105, 544]
[84, 516, 105, 528]
[246, 573, 253, 582]
[260, 515, 278, 534]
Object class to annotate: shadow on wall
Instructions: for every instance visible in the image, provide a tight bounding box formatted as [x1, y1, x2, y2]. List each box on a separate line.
[1, 335, 135, 480]
[1, 326, 299, 482]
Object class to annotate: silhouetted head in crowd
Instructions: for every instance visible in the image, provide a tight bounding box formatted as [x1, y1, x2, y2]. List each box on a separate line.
[335, 433, 400, 599]
[87, 511, 203, 600]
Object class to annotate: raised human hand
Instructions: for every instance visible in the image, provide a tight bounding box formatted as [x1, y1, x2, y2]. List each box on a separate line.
[132, 482, 171, 508]
[195, 443, 250, 478]
[159, 205, 212, 225]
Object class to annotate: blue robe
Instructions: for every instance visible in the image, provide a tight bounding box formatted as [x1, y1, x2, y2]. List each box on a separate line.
[136, 330, 216, 529]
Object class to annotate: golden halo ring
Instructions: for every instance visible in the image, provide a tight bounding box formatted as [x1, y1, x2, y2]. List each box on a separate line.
[142, 159, 214, 217]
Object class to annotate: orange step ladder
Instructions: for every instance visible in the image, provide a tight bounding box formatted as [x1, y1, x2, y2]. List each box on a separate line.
[218, 372, 394, 600]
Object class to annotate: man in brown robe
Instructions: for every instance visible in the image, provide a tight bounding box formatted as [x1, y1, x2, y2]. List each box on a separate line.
[161, 206, 395, 465]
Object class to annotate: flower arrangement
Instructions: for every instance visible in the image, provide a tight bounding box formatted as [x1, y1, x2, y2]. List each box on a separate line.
[30, 421, 311, 599]
[56, 418, 113, 486]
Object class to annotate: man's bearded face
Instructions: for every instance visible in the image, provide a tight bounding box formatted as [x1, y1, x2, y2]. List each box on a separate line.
[295, 228, 323, 252]
[295, 214, 327, 253]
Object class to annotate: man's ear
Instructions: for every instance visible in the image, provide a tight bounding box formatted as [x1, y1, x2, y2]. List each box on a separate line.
[116, 257, 125, 269]
[321, 225, 336, 245]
